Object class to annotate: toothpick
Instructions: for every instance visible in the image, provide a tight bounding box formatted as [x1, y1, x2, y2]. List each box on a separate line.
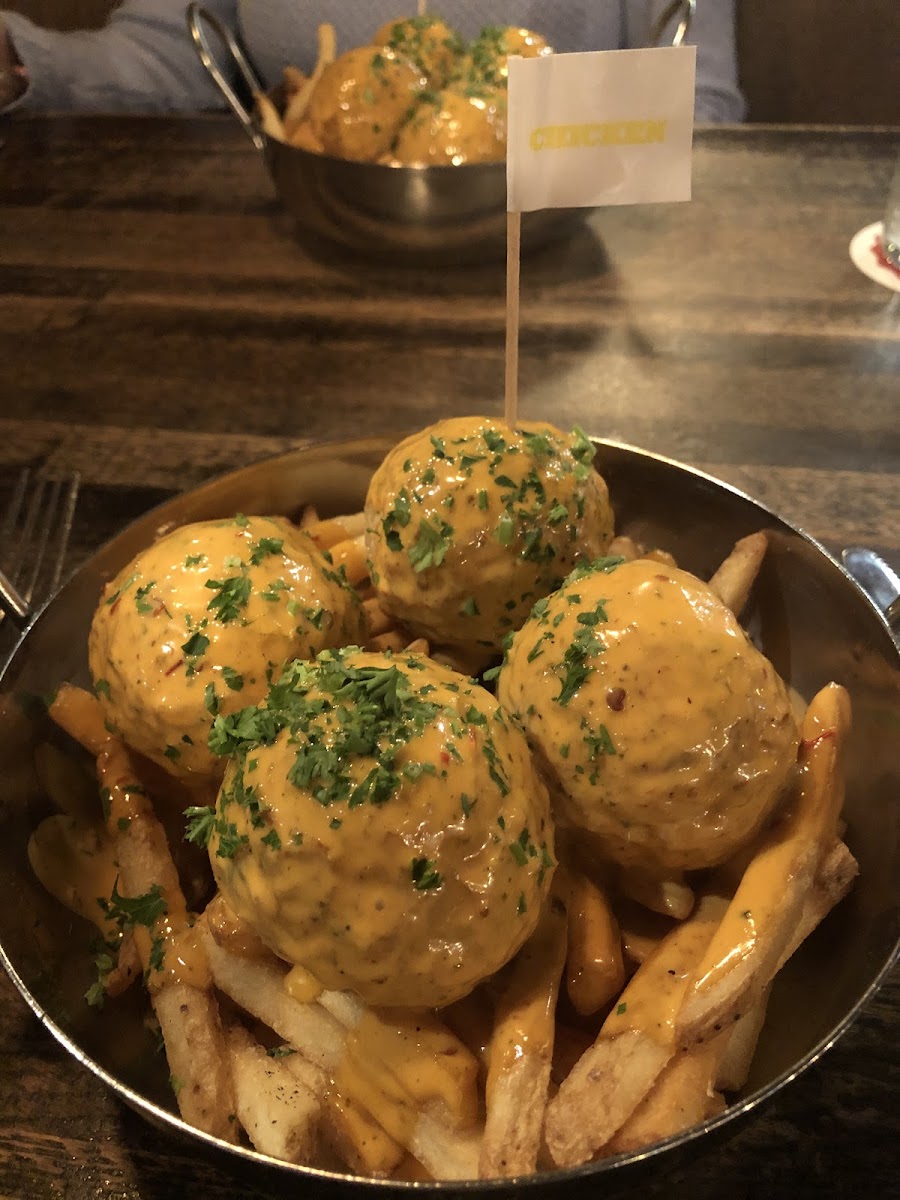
[504, 211, 522, 428]
[417, 0, 427, 16]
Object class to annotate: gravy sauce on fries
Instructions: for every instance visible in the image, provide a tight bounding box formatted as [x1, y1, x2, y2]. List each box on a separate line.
[30, 416, 859, 1181]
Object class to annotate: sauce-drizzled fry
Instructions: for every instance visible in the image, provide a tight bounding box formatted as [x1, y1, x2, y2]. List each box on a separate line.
[558, 866, 626, 1015]
[49, 685, 237, 1140]
[676, 684, 851, 1048]
[544, 890, 730, 1167]
[480, 894, 567, 1177]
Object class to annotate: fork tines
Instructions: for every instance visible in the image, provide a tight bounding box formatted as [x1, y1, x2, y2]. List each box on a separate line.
[0, 468, 81, 625]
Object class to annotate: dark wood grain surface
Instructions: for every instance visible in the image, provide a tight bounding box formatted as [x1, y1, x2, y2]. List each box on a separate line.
[0, 116, 898, 1200]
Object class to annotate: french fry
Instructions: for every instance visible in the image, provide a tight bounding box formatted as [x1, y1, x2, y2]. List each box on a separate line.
[715, 985, 770, 1093]
[603, 1033, 728, 1155]
[34, 740, 100, 824]
[608, 535, 641, 561]
[255, 91, 286, 142]
[617, 865, 694, 921]
[328, 535, 370, 586]
[225, 1021, 323, 1164]
[558, 866, 626, 1015]
[544, 890, 729, 1167]
[708, 531, 768, 617]
[27, 813, 141, 999]
[322, 1090, 406, 1178]
[642, 547, 678, 567]
[50, 686, 237, 1140]
[50, 683, 109, 757]
[614, 894, 675, 970]
[305, 511, 366, 550]
[676, 684, 851, 1049]
[362, 596, 393, 637]
[98, 739, 238, 1140]
[283, 23, 337, 138]
[405, 637, 430, 655]
[202, 920, 482, 1179]
[282, 64, 307, 95]
[201, 921, 346, 1070]
[715, 838, 859, 1093]
[480, 895, 567, 1178]
[370, 630, 409, 654]
[298, 504, 319, 528]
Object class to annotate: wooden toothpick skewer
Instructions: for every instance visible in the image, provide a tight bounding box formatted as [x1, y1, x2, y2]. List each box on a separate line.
[504, 211, 522, 428]
[417, 0, 427, 16]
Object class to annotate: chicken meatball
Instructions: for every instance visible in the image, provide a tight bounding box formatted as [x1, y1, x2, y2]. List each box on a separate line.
[305, 44, 426, 161]
[209, 649, 554, 1007]
[365, 417, 614, 654]
[372, 14, 463, 87]
[393, 86, 506, 166]
[89, 515, 363, 781]
[465, 24, 552, 88]
[499, 558, 799, 871]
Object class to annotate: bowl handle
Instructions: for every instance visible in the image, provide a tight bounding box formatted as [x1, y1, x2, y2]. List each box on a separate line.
[842, 546, 900, 639]
[650, 0, 695, 47]
[186, 2, 266, 153]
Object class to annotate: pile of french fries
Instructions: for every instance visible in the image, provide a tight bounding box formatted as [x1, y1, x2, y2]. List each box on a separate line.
[27, 510, 858, 1181]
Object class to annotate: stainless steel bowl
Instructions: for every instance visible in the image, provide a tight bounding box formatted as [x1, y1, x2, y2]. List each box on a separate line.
[185, 3, 693, 265]
[0, 436, 897, 1197]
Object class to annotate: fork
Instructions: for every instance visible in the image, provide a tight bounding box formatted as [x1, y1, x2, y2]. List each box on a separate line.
[0, 469, 81, 629]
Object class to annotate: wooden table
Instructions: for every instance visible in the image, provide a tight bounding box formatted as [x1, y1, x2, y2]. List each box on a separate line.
[0, 117, 897, 1199]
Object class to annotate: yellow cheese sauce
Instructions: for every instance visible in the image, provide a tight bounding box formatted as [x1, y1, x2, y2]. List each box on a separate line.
[394, 88, 507, 166]
[601, 892, 730, 1046]
[500, 558, 799, 871]
[89, 514, 363, 782]
[365, 417, 614, 652]
[210, 649, 554, 1007]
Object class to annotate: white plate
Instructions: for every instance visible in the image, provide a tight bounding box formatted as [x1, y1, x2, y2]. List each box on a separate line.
[848, 220, 900, 293]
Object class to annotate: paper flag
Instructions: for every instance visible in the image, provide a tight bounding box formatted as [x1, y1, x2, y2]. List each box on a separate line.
[506, 46, 697, 213]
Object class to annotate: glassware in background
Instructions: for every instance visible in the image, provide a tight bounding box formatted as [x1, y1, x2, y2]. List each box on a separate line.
[883, 152, 900, 268]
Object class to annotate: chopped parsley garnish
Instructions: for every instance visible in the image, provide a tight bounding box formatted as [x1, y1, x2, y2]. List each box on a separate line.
[99, 880, 167, 930]
[266, 1045, 295, 1058]
[411, 857, 443, 891]
[134, 580, 156, 614]
[181, 630, 209, 659]
[249, 536, 284, 566]
[584, 724, 616, 758]
[185, 553, 205, 567]
[260, 579, 288, 602]
[460, 793, 475, 818]
[261, 828, 282, 850]
[408, 518, 453, 573]
[184, 805, 217, 846]
[222, 666, 244, 691]
[459, 596, 479, 617]
[206, 573, 252, 623]
[94, 678, 112, 699]
[163, 744, 181, 761]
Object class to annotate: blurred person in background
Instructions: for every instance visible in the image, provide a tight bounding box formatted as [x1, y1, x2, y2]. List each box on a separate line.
[0, 0, 743, 121]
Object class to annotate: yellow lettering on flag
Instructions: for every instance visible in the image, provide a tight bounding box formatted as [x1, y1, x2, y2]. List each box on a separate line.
[529, 120, 669, 151]
[506, 47, 696, 212]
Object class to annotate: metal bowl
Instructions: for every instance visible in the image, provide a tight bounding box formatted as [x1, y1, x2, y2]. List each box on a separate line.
[0, 436, 897, 1198]
[184, 3, 693, 266]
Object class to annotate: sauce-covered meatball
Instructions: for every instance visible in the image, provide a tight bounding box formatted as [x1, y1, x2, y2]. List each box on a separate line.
[365, 417, 614, 653]
[465, 24, 552, 88]
[372, 14, 463, 88]
[499, 558, 799, 871]
[393, 86, 506, 166]
[88, 516, 363, 781]
[209, 649, 554, 1007]
[305, 44, 426, 161]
